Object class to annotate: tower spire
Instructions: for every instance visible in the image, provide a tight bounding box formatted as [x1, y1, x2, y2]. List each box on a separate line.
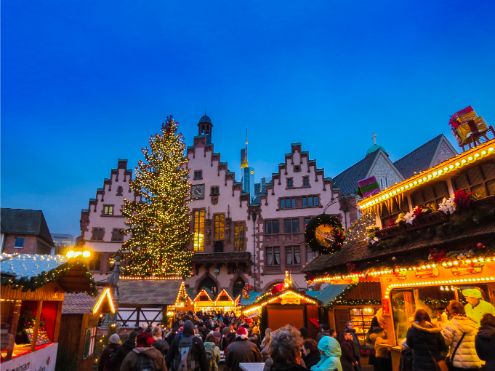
[241, 129, 249, 169]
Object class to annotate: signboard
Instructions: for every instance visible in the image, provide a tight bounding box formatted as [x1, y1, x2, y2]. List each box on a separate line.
[358, 176, 380, 198]
[1, 342, 58, 371]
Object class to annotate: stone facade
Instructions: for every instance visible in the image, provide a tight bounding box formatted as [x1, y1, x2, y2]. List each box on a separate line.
[80, 159, 139, 279]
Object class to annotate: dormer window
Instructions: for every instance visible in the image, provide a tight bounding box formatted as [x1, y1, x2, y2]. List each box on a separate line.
[194, 170, 203, 180]
[103, 205, 114, 216]
[294, 165, 301, 172]
[303, 176, 310, 187]
[116, 186, 123, 196]
[287, 178, 294, 189]
[210, 186, 220, 196]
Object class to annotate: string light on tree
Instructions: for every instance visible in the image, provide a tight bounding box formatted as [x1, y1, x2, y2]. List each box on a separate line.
[119, 116, 192, 277]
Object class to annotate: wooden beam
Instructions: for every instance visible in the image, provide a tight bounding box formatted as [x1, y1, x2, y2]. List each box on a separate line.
[31, 301, 43, 351]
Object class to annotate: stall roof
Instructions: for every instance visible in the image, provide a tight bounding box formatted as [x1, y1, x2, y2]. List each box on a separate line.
[240, 291, 263, 306]
[306, 285, 349, 305]
[0, 208, 54, 246]
[117, 279, 182, 306]
[0, 253, 96, 294]
[63, 288, 115, 315]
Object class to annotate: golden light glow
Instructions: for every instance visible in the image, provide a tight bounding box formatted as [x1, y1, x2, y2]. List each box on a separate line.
[66, 249, 92, 259]
[92, 287, 116, 314]
[358, 140, 495, 211]
[242, 289, 318, 315]
[384, 276, 495, 299]
[120, 276, 182, 280]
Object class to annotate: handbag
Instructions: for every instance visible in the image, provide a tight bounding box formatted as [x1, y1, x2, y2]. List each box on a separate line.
[445, 332, 465, 370]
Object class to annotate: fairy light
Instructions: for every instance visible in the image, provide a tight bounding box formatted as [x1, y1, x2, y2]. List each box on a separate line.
[358, 140, 495, 211]
[92, 287, 116, 314]
[384, 276, 495, 299]
[242, 289, 318, 315]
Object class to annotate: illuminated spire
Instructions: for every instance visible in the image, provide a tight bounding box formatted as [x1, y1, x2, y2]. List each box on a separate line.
[241, 129, 249, 169]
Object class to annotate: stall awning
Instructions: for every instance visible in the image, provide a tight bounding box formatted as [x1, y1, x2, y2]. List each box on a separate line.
[306, 284, 349, 306]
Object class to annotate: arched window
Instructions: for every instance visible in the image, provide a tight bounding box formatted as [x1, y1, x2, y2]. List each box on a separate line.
[233, 277, 245, 298]
[116, 186, 123, 196]
[198, 276, 217, 296]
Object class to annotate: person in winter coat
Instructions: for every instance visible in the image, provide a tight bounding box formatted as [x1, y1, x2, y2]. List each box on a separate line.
[310, 335, 343, 371]
[120, 332, 167, 371]
[339, 331, 359, 371]
[99, 333, 122, 371]
[302, 339, 321, 370]
[405, 309, 447, 371]
[166, 320, 208, 371]
[204, 333, 221, 371]
[369, 328, 391, 371]
[261, 328, 272, 360]
[441, 300, 484, 370]
[112, 331, 137, 370]
[475, 313, 495, 371]
[338, 322, 360, 367]
[225, 326, 262, 371]
[265, 325, 306, 371]
[152, 326, 169, 357]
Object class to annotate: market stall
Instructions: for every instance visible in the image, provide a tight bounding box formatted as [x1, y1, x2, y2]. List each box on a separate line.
[56, 287, 116, 371]
[305, 138, 495, 370]
[0, 254, 96, 370]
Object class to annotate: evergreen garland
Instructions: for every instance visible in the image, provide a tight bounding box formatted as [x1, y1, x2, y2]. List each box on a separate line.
[305, 214, 345, 254]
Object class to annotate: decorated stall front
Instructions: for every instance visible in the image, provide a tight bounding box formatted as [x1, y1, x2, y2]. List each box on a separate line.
[0, 254, 96, 370]
[242, 272, 320, 337]
[305, 136, 495, 370]
[57, 288, 116, 371]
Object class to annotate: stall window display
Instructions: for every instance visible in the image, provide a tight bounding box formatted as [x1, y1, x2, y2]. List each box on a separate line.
[390, 283, 495, 344]
[349, 307, 376, 344]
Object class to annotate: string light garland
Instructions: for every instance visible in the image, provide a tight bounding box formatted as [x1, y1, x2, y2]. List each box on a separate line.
[242, 289, 318, 315]
[359, 140, 495, 211]
[119, 116, 193, 278]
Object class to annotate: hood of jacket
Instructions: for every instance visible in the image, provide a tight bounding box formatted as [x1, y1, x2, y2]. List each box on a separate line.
[477, 324, 495, 339]
[451, 315, 479, 334]
[411, 321, 441, 333]
[132, 346, 162, 360]
[317, 336, 341, 358]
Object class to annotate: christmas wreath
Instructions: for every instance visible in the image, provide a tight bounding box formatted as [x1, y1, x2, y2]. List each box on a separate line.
[305, 214, 345, 254]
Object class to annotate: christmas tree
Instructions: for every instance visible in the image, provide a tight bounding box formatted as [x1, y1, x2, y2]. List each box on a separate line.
[120, 116, 192, 277]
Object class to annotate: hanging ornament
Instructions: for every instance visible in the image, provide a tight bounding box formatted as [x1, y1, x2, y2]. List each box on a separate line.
[305, 214, 345, 254]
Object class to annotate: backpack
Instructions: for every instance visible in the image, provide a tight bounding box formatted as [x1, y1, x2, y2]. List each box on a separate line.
[174, 335, 198, 371]
[134, 352, 156, 371]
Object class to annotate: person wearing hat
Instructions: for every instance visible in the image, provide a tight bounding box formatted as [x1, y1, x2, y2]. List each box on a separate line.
[463, 288, 495, 324]
[225, 326, 262, 371]
[98, 333, 121, 371]
[166, 320, 208, 371]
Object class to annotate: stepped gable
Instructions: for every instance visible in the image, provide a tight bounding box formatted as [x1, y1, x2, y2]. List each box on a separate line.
[80, 159, 139, 234]
[187, 135, 245, 196]
[394, 134, 457, 179]
[259, 143, 336, 205]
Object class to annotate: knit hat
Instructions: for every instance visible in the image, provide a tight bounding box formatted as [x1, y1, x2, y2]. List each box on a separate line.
[462, 288, 482, 299]
[109, 333, 121, 344]
[236, 326, 248, 339]
[183, 320, 195, 336]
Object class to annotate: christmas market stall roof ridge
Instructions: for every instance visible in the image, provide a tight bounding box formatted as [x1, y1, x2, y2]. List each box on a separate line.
[117, 279, 182, 306]
[0, 253, 97, 294]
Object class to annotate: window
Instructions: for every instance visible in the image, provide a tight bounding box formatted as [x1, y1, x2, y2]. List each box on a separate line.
[265, 247, 280, 265]
[210, 186, 220, 196]
[14, 237, 25, 248]
[286, 246, 301, 265]
[193, 170, 203, 180]
[111, 229, 123, 242]
[82, 327, 97, 359]
[303, 176, 310, 187]
[306, 247, 318, 263]
[91, 227, 105, 241]
[116, 186, 123, 196]
[279, 197, 297, 209]
[264, 219, 280, 234]
[287, 178, 294, 189]
[233, 277, 245, 298]
[103, 205, 114, 216]
[304, 216, 313, 229]
[193, 209, 205, 252]
[214, 214, 225, 241]
[234, 223, 246, 251]
[284, 218, 300, 234]
[452, 162, 495, 198]
[294, 165, 301, 172]
[302, 195, 319, 208]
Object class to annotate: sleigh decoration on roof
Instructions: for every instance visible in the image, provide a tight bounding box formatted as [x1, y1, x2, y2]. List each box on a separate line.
[450, 106, 494, 151]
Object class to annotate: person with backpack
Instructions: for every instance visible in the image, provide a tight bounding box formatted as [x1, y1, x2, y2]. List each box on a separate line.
[166, 320, 208, 371]
[204, 333, 221, 371]
[120, 332, 167, 371]
[99, 333, 122, 371]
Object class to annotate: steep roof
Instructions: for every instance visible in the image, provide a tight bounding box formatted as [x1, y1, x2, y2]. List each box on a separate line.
[394, 135, 455, 179]
[62, 293, 98, 314]
[1, 208, 54, 245]
[332, 150, 382, 196]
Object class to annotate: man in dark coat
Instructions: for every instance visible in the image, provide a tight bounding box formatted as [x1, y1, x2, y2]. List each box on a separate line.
[98, 333, 121, 371]
[225, 326, 262, 371]
[338, 321, 361, 366]
[166, 320, 208, 371]
[340, 331, 359, 371]
[476, 313, 495, 371]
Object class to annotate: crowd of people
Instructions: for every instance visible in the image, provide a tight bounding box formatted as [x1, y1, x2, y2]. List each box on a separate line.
[96, 300, 495, 371]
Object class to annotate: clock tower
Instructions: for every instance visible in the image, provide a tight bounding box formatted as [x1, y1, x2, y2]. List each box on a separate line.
[198, 114, 213, 145]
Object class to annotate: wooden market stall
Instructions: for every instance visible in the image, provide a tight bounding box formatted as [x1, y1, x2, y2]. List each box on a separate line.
[0, 254, 96, 370]
[305, 138, 495, 371]
[56, 288, 116, 371]
[192, 288, 240, 314]
[242, 272, 320, 337]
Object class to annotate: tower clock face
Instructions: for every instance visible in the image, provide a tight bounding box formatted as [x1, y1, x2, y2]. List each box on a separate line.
[191, 184, 205, 200]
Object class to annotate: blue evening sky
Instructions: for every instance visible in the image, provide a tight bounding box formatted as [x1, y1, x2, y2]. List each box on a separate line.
[2, 0, 495, 235]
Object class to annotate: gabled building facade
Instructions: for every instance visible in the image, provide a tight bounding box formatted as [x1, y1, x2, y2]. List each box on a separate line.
[80, 159, 139, 278]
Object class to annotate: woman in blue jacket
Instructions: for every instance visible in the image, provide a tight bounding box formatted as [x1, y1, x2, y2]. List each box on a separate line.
[310, 336, 343, 371]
